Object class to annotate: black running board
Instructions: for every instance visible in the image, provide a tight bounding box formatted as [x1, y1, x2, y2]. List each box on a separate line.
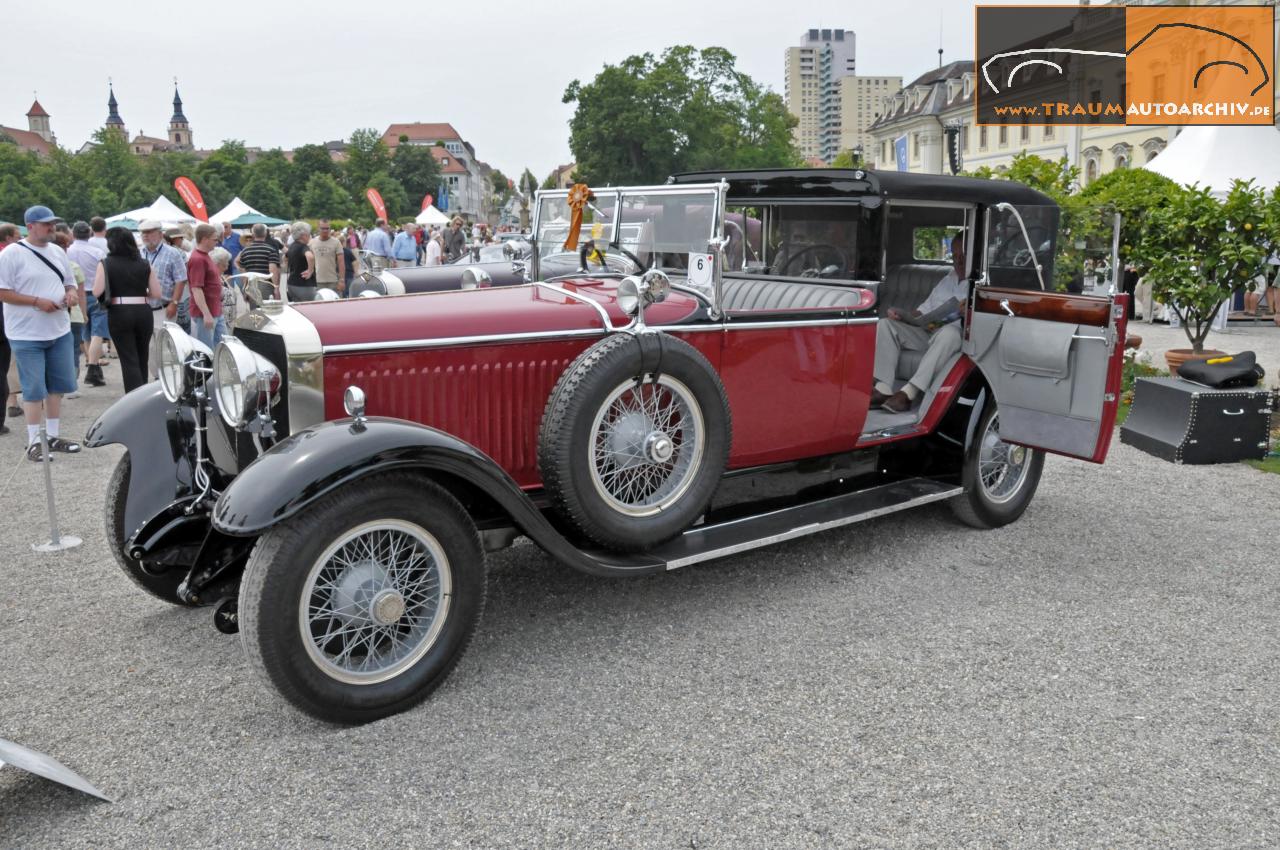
[639, 477, 962, 571]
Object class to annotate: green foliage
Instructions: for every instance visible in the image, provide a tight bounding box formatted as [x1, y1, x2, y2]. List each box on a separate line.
[344, 128, 391, 195]
[241, 175, 291, 220]
[366, 172, 409, 220]
[390, 141, 441, 206]
[90, 186, 119, 215]
[1079, 168, 1182, 276]
[197, 140, 248, 199]
[1133, 180, 1279, 352]
[288, 144, 337, 210]
[563, 45, 800, 184]
[301, 173, 350, 219]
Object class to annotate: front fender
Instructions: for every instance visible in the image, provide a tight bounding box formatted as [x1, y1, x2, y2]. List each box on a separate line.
[211, 417, 667, 577]
[86, 383, 194, 538]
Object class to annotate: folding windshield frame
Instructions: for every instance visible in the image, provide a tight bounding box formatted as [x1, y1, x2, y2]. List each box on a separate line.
[530, 182, 729, 305]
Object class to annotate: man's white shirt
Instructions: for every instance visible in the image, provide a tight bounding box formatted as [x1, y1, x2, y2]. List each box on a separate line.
[916, 269, 968, 316]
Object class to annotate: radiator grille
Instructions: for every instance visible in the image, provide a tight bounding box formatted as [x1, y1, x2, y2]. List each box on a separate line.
[333, 353, 577, 486]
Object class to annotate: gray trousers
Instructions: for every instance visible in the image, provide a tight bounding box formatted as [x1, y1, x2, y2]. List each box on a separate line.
[873, 319, 963, 394]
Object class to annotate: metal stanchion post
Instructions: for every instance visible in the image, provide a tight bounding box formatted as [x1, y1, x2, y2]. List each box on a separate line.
[32, 417, 81, 553]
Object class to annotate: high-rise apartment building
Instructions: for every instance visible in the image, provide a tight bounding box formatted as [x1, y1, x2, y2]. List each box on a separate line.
[784, 28, 856, 162]
[839, 75, 903, 160]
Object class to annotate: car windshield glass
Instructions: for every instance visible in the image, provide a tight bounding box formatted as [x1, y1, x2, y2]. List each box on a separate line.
[534, 193, 618, 259]
[533, 185, 722, 272]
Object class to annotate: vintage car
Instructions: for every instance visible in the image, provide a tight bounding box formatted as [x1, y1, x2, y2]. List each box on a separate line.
[88, 169, 1128, 723]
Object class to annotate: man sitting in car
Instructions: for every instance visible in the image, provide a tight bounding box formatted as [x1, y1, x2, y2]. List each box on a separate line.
[872, 232, 968, 413]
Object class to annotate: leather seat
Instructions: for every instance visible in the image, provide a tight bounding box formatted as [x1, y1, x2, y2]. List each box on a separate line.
[721, 277, 863, 312]
[880, 264, 952, 379]
[878, 264, 950, 317]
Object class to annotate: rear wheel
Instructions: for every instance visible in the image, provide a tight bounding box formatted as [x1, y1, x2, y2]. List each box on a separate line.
[105, 454, 186, 605]
[950, 404, 1044, 529]
[238, 473, 485, 723]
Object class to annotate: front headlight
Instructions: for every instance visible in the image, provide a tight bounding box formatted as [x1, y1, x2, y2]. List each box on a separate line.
[213, 336, 281, 428]
[156, 323, 211, 403]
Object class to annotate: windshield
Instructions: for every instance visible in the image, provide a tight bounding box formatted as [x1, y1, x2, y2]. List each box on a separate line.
[532, 184, 723, 273]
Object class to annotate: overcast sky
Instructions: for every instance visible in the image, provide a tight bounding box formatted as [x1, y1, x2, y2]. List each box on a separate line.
[5, 0, 1074, 181]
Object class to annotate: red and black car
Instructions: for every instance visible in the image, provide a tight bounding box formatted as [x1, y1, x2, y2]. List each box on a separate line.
[88, 169, 1127, 722]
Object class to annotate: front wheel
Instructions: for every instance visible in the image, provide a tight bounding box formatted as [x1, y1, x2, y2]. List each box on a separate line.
[950, 404, 1044, 529]
[105, 454, 187, 605]
[238, 473, 486, 723]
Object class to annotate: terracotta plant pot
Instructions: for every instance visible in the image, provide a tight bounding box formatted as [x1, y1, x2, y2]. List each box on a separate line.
[1164, 348, 1226, 376]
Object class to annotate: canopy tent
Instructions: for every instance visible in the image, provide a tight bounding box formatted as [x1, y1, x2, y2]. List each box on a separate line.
[415, 204, 449, 226]
[1142, 125, 1280, 195]
[209, 197, 289, 228]
[106, 195, 198, 227]
[229, 211, 288, 227]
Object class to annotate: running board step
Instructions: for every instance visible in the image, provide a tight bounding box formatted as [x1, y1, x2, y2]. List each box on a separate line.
[646, 477, 963, 570]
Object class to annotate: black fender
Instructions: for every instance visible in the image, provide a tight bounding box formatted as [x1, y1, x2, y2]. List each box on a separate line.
[211, 417, 667, 577]
[85, 383, 195, 540]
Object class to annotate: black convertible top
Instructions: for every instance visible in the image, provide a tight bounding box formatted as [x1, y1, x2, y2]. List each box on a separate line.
[670, 168, 1056, 207]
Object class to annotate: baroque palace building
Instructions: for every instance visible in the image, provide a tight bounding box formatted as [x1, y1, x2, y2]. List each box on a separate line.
[867, 0, 1279, 183]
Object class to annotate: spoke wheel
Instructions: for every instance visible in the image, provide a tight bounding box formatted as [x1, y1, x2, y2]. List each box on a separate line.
[539, 333, 731, 552]
[951, 402, 1044, 529]
[976, 413, 1033, 504]
[300, 519, 452, 685]
[239, 473, 485, 723]
[588, 376, 705, 517]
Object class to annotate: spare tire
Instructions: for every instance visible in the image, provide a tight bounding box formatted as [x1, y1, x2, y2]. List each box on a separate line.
[539, 332, 731, 552]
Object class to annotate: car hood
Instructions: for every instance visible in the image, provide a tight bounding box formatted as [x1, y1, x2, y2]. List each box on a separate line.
[293, 280, 701, 349]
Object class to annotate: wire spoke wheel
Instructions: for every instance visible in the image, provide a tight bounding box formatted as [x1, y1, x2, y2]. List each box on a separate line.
[588, 375, 705, 517]
[300, 519, 452, 685]
[976, 413, 1032, 504]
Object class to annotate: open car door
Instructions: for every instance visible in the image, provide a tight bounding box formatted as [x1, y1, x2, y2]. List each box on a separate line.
[963, 203, 1128, 463]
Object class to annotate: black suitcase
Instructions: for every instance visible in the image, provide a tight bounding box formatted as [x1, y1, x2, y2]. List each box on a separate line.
[1120, 377, 1273, 464]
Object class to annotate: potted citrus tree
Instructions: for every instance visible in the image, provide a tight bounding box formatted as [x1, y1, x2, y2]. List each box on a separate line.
[1134, 179, 1279, 372]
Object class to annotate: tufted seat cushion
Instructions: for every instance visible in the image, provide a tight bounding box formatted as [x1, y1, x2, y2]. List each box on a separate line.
[878, 264, 951, 317]
[721, 277, 864, 312]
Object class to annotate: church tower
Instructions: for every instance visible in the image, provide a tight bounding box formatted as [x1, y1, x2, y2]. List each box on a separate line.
[26, 98, 52, 144]
[168, 82, 192, 150]
[105, 83, 126, 139]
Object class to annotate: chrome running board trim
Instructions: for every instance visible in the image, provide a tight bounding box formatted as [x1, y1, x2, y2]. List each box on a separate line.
[632, 477, 963, 570]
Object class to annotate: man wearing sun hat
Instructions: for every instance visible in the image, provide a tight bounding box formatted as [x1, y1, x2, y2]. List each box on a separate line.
[0, 205, 83, 461]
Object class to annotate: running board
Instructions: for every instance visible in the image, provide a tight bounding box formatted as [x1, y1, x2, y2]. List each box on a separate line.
[645, 477, 963, 570]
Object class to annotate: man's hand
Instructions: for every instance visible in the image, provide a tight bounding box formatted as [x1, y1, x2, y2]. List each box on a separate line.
[887, 307, 904, 321]
[165, 301, 178, 319]
[34, 297, 59, 313]
[301, 268, 313, 280]
[203, 315, 215, 330]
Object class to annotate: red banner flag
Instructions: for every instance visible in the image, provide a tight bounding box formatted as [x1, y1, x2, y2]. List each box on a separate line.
[421, 193, 434, 211]
[366, 188, 388, 222]
[174, 176, 208, 221]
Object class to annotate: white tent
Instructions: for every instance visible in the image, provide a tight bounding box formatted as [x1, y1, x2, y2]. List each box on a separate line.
[209, 196, 262, 224]
[1142, 125, 1280, 195]
[106, 194, 198, 226]
[415, 204, 449, 226]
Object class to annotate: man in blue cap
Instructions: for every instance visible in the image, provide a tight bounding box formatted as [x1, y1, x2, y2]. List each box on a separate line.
[0, 205, 82, 461]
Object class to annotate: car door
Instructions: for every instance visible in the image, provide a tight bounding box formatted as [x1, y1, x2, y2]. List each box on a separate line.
[963, 203, 1127, 463]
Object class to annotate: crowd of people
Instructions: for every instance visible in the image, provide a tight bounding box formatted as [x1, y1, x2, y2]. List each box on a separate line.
[0, 200, 521, 462]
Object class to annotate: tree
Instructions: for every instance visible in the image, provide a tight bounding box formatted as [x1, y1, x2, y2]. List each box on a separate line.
[344, 128, 391, 195]
[1079, 168, 1182, 277]
[1134, 180, 1279, 353]
[80, 128, 140, 199]
[240, 175, 290, 220]
[563, 45, 800, 184]
[288, 143, 337, 210]
[198, 140, 249, 203]
[90, 186, 119, 217]
[301, 173, 351, 219]
[121, 178, 159, 210]
[390, 139, 442, 206]
[365, 172, 409, 221]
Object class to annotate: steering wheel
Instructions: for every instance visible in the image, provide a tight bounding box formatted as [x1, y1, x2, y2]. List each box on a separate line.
[996, 225, 1049, 267]
[780, 244, 848, 278]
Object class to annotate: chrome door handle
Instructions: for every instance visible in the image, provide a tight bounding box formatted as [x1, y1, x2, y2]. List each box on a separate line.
[1222, 408, 1244, 416]
[999, 299, 1014, 317]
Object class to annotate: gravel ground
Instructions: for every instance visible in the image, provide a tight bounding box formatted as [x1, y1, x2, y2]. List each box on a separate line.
[1, 377, 1278, 849]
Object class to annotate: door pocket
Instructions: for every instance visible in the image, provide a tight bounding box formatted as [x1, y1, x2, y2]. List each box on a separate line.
[997, 317, 1075, 381]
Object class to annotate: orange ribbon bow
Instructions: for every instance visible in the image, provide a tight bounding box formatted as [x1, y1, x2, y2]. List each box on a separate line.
[562, 183, 593, 252]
